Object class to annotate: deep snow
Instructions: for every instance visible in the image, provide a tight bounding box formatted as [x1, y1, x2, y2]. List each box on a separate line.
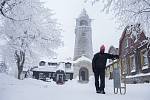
[0, 73, 150, 100]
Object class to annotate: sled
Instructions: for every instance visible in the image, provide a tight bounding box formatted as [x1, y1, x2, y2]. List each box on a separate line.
[113, 60, 126, 95]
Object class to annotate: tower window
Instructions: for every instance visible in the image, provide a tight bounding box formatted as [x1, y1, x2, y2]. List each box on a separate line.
[82, 33, 86, 36]
[80, 20, 88, 26]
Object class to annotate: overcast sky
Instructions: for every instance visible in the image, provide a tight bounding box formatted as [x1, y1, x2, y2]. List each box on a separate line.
[42, 0, 122, 60]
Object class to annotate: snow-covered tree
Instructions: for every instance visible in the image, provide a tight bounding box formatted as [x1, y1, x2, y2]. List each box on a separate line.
[0, 0, 63, 79]
[0, 0, 30, 20]
[88, 0, 150, 35]
[87, 0, 150, 54]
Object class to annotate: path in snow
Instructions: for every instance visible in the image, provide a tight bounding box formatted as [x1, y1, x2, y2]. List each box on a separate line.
[0, 73, 150, 100]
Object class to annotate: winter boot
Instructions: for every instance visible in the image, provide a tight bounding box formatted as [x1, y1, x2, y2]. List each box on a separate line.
[96, 90, 101, 93]
[100, 90, 105, 94]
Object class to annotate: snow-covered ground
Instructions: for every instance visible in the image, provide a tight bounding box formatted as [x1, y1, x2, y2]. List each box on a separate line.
[0, 73, 150, 100]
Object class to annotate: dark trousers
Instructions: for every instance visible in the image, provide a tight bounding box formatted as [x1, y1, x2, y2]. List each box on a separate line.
[94, 69, 105, 91]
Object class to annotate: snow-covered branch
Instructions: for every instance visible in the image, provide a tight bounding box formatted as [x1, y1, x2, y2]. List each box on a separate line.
[0, 0, 63, 79]
[0, 0, 30, 21]
[88, 0, 150, 36]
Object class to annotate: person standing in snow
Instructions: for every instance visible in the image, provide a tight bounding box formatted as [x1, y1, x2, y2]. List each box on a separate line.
[92, 45, 119, 94]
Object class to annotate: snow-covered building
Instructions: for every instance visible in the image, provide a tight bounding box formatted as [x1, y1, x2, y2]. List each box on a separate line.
[73, 9, 93, 82]
[32, 60, 73, 83]
[119, 24, 150, 84]
[106, 46, 119, 79]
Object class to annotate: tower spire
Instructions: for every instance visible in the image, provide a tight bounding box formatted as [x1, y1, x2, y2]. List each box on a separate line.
[79, 8, 89, 18]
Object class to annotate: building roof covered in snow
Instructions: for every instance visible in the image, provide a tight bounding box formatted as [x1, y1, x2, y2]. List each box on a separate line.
[32, 61, 73, 73]
[74, 56, 92, 63]
[32, 66, 57, 72]
[121, 24, 150, 39]
[119, 23, 149, 55]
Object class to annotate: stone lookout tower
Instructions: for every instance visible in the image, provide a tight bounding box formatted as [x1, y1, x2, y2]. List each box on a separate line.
[73, 9, 93, 82]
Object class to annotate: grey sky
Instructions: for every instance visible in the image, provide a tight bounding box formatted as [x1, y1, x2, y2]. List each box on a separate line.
[42, 0, 122, 59]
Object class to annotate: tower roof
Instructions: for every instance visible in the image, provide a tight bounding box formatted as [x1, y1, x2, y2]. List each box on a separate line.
[74, 56, 92, 63]
[79, 9, 89, 18]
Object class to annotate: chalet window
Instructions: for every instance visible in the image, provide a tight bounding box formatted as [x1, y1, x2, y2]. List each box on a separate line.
[66, 74, 70, 79]
[39, 73, 44, 79]
[65, 63, 71, 69]
[39, 61, 46, 66]
[141, 49, 148, 70]
[122, 58, 127, 74]
[48, 62, 58, 66]
[130, 55, 136, 72]
[125, 39, 129, 48]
